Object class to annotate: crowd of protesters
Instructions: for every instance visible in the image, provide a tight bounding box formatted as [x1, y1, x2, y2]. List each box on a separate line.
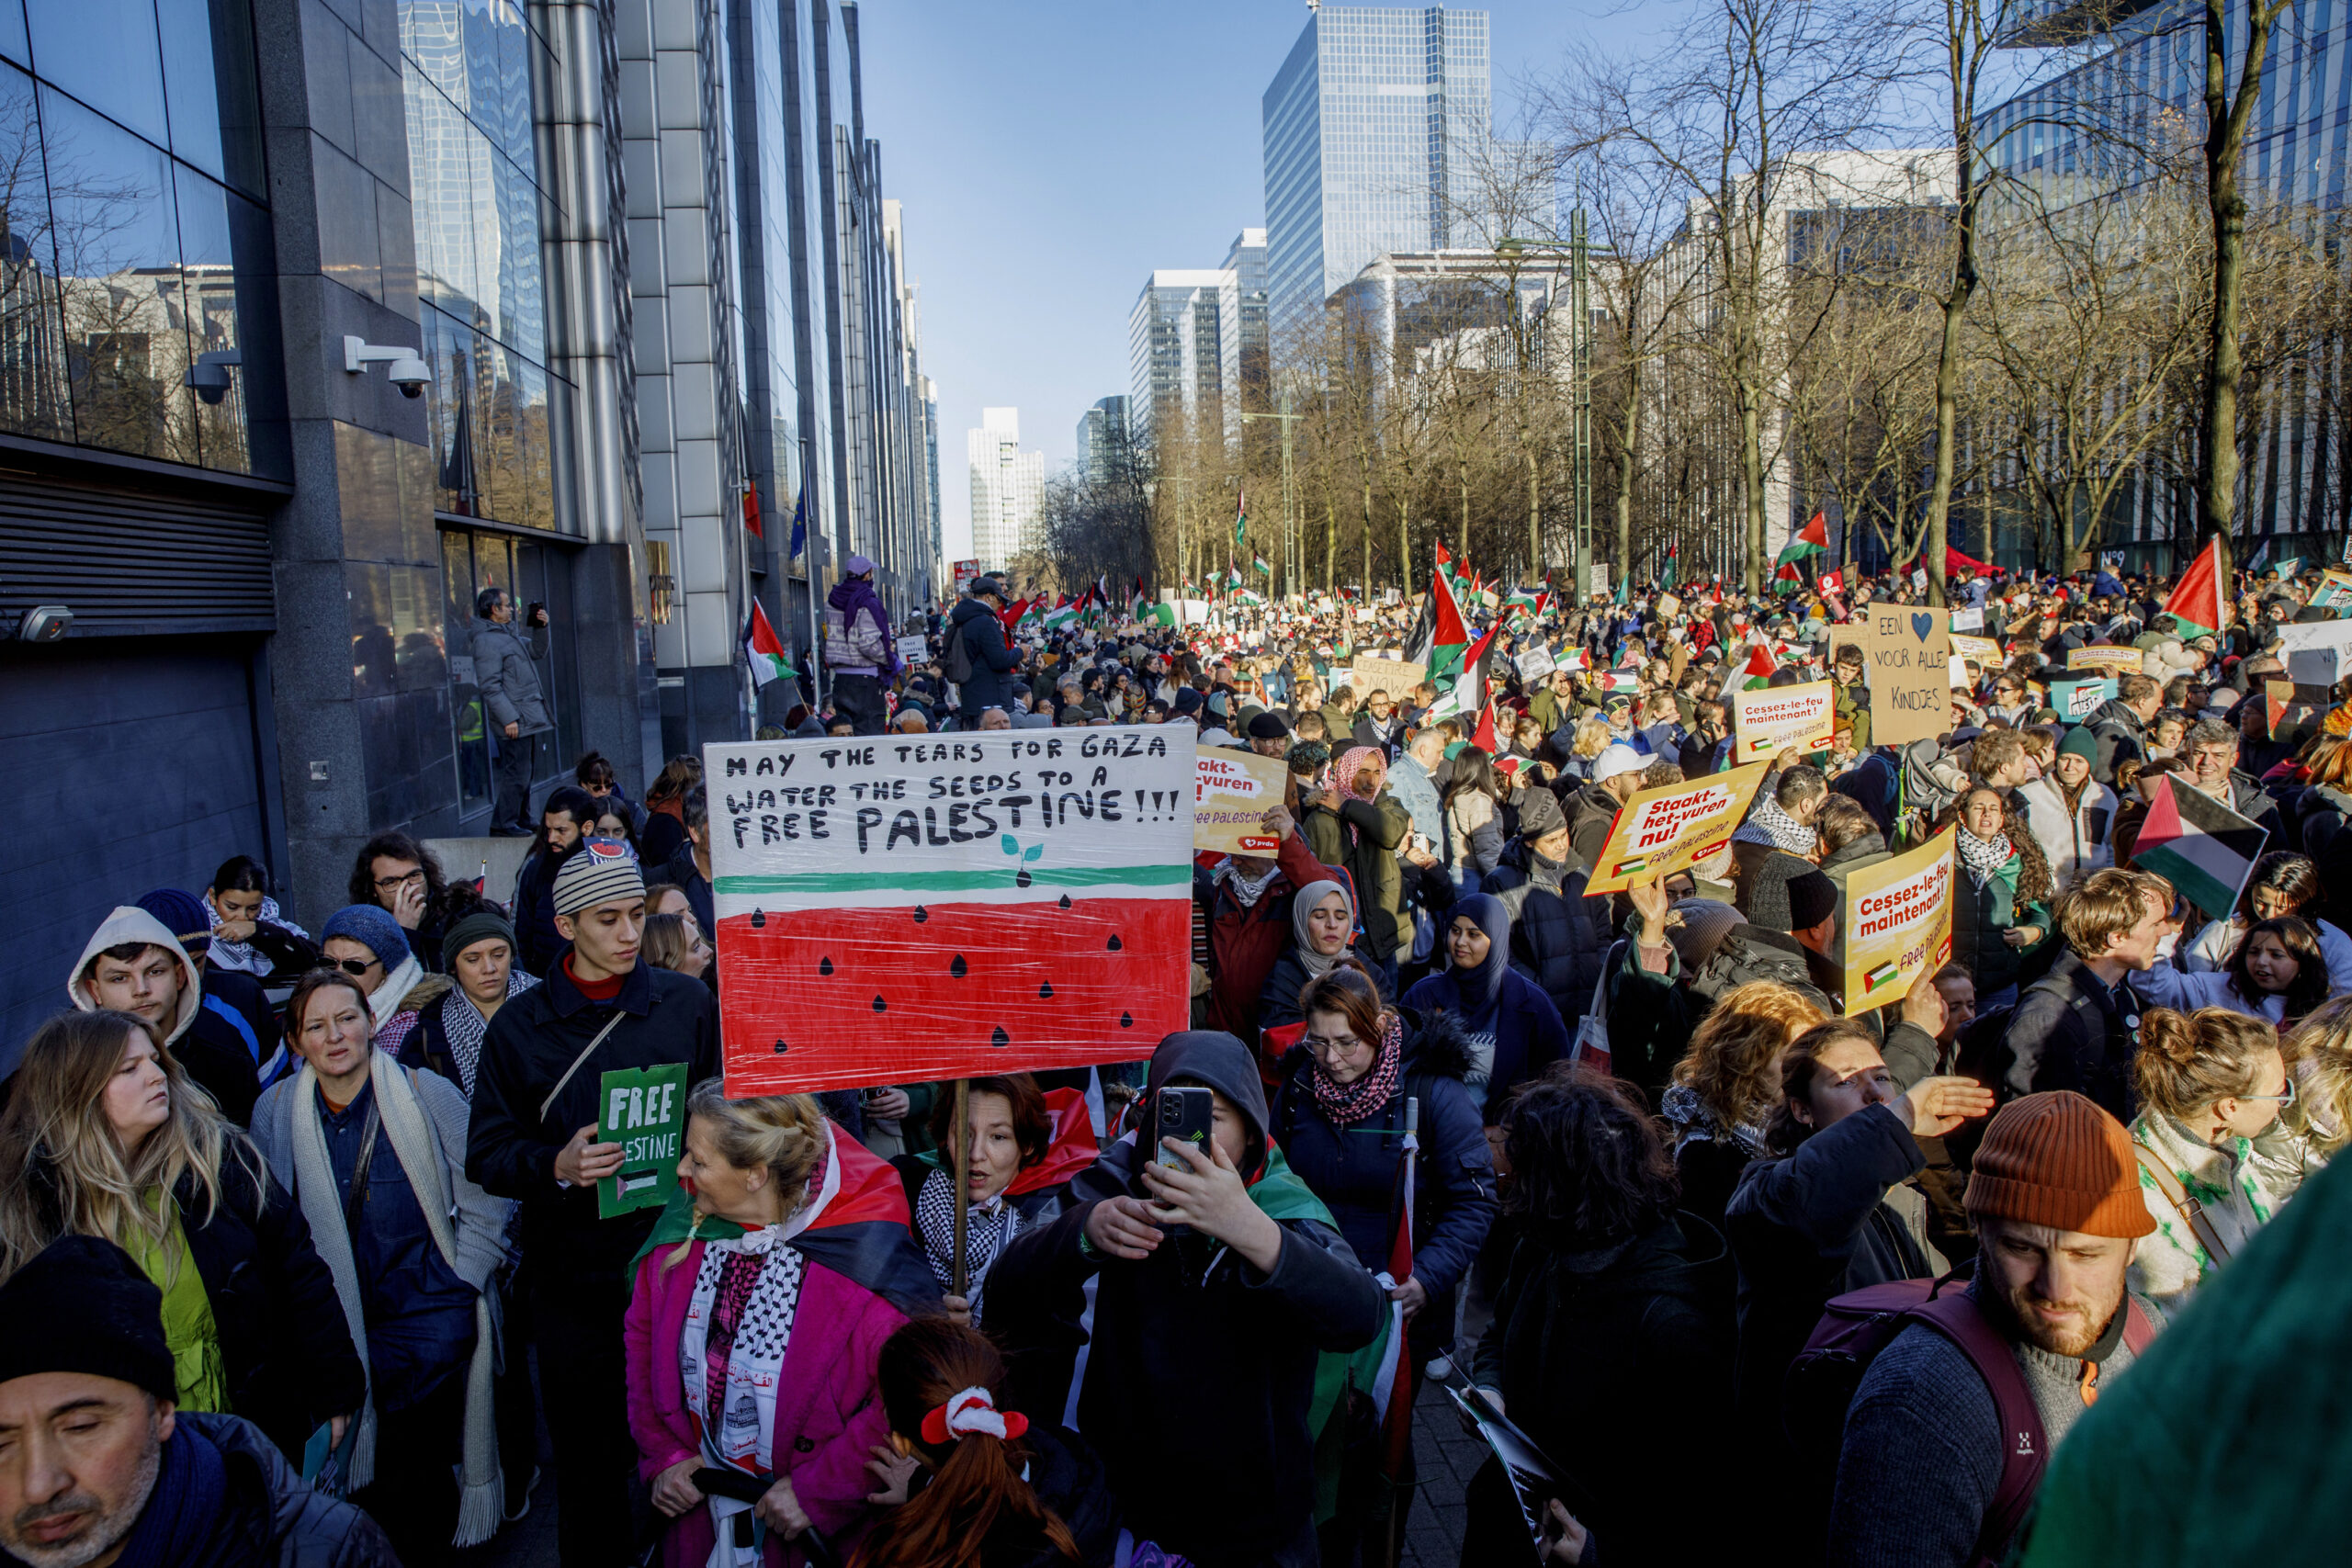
[6, 547, 2350, 1568]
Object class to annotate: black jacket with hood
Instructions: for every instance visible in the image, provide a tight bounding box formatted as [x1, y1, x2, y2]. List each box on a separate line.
[1480, 836, 1611, 1027]
[66, 907, 262, 1126]
[952, 596, 1020, 718]
[1269, 1008, 1497, 1352]
[985, 1032, 1387, 1568]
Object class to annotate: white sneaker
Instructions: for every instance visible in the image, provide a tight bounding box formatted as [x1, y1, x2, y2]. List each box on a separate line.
[1422, 1354, 1453, 1382]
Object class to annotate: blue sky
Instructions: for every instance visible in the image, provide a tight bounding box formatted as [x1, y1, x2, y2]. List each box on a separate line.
[854, 0, 1666, 562]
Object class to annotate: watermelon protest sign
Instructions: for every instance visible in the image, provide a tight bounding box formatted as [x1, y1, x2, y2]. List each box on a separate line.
[1583, 762, 1770, 896]
[1843, 828, 1955, 1015]
[1194, 749, 1288, 855]
[597, 1063, 688, 1218]
[1731, 680, 1835, 763]
[708, 728, 1194, 1095]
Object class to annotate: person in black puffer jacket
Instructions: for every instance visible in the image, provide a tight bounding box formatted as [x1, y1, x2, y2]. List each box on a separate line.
[952, 579, 1021, 725]
[0, 1236, 397, 1568]
[849, 1318, 1142, 1568]
[1481, 790, 1611, 1030]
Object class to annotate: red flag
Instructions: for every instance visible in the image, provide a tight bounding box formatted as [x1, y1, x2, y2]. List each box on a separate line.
[1945, 545, 1992, 576]
[1795, 511, 1828, 551]
[2163, 537, 2225, 636]
[1471, 701, 1499, 754]
[1430, 566, 1469, 649]
[741, 484, 763, 539]
[1434, 539, 1453, 570]
[996, 595, 1032, 631]
[1744, 642, 1776, 681]
[1374, 1112, 1419, 1482]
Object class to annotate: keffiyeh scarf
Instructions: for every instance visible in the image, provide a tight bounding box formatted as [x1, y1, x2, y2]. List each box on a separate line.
[437, 970, 539, 1097]
[203, 896, 304, 976]
[1733, 793, 1818, 855]
[682, 1225, 806, 1476]
[914, 1167, 1023, 1325]
[1216, 857, 1283, 910]
[1307, 1011, 1405, 1128]
[1660, 1082, 1769, 1160]
[1958, 827, 2016, 890]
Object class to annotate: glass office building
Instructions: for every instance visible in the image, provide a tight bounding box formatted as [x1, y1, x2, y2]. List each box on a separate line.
[1262, 5, 1494, 333]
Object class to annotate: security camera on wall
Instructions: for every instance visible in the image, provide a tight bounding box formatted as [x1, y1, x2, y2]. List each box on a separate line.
[344, 335, 432, 399]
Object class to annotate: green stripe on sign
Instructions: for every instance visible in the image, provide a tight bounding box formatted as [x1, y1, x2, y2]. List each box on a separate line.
[714, 864, 1191, 897]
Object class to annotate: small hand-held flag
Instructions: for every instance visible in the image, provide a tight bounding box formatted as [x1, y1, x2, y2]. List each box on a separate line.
[1235, 488, 1249, 547]
[2164, 536, 2227, 638]
[742, 602, 795, 688]
[1372, 1097, 1421, 1534]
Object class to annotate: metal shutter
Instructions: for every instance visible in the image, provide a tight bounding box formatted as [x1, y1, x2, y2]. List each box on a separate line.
[0, 471, 274, 637]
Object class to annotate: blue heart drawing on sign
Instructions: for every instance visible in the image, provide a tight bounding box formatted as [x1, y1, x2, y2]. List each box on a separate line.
[1910, 613, 1934, 641]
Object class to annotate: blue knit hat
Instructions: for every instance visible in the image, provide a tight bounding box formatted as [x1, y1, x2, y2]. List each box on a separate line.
[134, 888, 212, 955]
[323, 903, 413, 967]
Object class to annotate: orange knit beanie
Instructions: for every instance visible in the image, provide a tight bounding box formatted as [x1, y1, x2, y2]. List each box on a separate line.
[1964, 1091, 2155, 1239]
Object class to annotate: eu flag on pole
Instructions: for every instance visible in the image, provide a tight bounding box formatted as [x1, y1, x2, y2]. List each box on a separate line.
[788, 487, 808, 560]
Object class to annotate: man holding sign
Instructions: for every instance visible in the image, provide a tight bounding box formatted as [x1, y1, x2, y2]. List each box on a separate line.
[468, 841, 718, 1567]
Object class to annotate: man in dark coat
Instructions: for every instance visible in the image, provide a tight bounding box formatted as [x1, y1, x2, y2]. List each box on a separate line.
[472, 585, 552, 834]
[951, 577, 1021, 724]
[1483, 789, 1611, 1029]
[1998, 868, 2163, 1121]
[2083, 674, 2161, 788]
[986, 1032, 1386, 1568]
[0, 1236, 397, 1568]
[467, 846, 719, 1567]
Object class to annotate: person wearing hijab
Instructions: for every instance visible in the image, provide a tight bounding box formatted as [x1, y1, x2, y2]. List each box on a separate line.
[1402, 894, 1571, 1120]
[1256, 878, 1369, 1040]
[1324, 744, 1415, 989]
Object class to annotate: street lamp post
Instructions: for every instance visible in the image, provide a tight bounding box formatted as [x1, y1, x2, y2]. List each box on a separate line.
[1238, 392, 1306, 602]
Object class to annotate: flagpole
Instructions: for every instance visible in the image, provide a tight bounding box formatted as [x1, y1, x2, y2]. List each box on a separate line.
[951, 1077, 970, 1300]
[802, 437, 826, 711]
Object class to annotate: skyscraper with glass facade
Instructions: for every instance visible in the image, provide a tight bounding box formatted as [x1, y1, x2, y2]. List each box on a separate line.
[1130, 269, 1227, 452]
[1262, 5, 1495, 335]
[1076, 394, 1132, 483]
[967, 408, 1044, 571]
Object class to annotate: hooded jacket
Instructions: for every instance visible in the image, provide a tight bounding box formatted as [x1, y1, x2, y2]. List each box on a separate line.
[1480, 836, 1611, 1038]
[68, 908, 263, 1125]
[951, 597, 1020, 718]
[2083, 698, 2148, 788]
[824, 574, 898, 677]
[984, 1032, 1387, 1568]
[1269, 1008, 1496, 1350]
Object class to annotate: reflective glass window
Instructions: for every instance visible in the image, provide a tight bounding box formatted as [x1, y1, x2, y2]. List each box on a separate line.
[0, 62, 69, 442]
[157, 0, 266, 200]
[28, 0, 166, 146]
[0, 2, 26, 67]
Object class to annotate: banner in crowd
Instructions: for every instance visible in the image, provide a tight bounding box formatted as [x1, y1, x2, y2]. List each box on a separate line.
[1515, 644, 1556, 683]
[896, 635, 930, 667]
[1950, 632, 2002, 665]
[1949, 606, 1984, 632]
[1731, 680, 1835, 763]
[1843, 827, 1956, 1014]
[597, 1064, 688, 1218]
[707, 728, 1194, 1094]
[2067, 646, 2144, 675]
[2049, 677, 2119, 724]
[2273, 616, 2352, 684]
[1349, 655, 1428, 696]
[1859, 605, 1951, 747]
[1193, 749, 1288, 855]
[2314, 569, 2352, 611]
[1584, 761, 1770, 896]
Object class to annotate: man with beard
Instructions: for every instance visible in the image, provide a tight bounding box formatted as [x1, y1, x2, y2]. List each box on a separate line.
[0, 1236, 394, 1568]
[1824, 1091, 2158, 1568]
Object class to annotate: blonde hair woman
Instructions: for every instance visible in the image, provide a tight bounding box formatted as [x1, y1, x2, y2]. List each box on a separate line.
[2282, 995, 2352, 1168]
[0, 1009, 363, 1460]
[626, 1085, 938, 1564]
[2129, 1007, 2304, 1319]
[1661, 981, 1829, 1230]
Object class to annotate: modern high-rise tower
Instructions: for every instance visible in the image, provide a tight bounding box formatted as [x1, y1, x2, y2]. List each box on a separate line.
[1262, 6, 1497, 333]
[967, 409, 1045, 571]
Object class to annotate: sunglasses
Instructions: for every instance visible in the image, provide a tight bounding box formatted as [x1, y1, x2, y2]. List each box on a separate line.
[334, 958, 379, 976]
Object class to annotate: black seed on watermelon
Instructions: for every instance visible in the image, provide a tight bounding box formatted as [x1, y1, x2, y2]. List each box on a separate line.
[1038, 981, 1054, 998]
[950, 954, 968, 977]
[1015, 868, 1033, 888]
[1057, 894, 1072, 909]
[1107, 934, 1123, 951]
[1120, 1011, 1133, 1029]
[772, 1038, 788, 1054]
[751, 909, 766, 930]
[912, 906, 928, 923]
[818, 956, 833, 976]
[990, 1025, 1010, 1046]
[871, 995, 888, 1013]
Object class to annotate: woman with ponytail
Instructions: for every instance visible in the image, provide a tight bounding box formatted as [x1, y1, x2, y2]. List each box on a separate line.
[852, 1318, 1182, 1568]
[2128, 1007, 2305, 1318]
[626, 1083, 936, 1566]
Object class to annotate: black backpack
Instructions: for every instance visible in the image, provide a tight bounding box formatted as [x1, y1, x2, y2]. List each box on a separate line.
[942, 614, 976, 685]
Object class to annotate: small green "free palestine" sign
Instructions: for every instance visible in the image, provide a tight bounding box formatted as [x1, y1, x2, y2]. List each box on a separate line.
[597, 1063, 688, 1218]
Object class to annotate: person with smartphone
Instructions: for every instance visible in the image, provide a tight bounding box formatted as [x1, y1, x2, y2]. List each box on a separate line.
[471, 587, 553, 836]
[984, 1032, 1386, 1568]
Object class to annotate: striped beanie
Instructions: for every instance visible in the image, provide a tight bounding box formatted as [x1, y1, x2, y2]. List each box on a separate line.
[552, 838, 645, 917]
[1964, 1091, 2154, 1239]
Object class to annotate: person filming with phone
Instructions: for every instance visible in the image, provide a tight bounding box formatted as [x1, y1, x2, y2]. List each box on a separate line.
[986, 1031, 1386, 1568]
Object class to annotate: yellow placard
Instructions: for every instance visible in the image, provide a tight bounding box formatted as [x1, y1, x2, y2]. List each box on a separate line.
[1583, 761, 1770, 896]
[1843, 827, 1957, 1014]
[2067, 646, 2144, 675]
[1732, 680, 1836, 764]
[1860, 605, 1952, 747]
[1193, 748, 1290, 855]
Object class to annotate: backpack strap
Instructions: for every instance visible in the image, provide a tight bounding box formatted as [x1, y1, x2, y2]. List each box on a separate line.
[1905, 1287, 2046, 1565]
[2131, 1145, 2231, 1269]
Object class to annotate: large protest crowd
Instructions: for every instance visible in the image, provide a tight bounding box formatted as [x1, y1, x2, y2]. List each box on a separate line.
[8, 544, 2348, 1568]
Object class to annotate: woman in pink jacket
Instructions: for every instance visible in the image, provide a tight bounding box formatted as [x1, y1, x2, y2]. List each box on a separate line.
[625, 1083, 938, 1566]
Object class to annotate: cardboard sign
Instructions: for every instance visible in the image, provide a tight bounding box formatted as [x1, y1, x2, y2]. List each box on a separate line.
[597, 1064, 688, 1218]
[897, 635, 930, 667]
[2067, 646, 2144, 675]
[2274, 617, 2352, 684]
[2308, 569, 2352, 611]
[707, 728, 1193, 1094]
[2048, 677, 2119, 723]
[1584, 762, 1770, 895]
[1860, 605, 1951, 747]
[1515, 644, 1556, 684]
[1843, 827, 1956, 1014]
[1732, 680, 1835, 763]
[1350, 655, 1427, 699]
[1194, 748, 1289, 855]
[1950, 632, 2002, 664]
[1588, 563, 1611, 598]
[1950, 606, 1984, 632]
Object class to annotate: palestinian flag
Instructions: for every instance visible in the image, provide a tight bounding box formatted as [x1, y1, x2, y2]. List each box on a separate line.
[1235, 588, 1265, 608]
[1147, 602, 1178, 627]
[2164, 536, 2226, 638]
[1419, 564, 1473, 681]
[742, 602, 795, 688]
[1741, 640, 1777, 691]
[1045, 596, 1078, 631]
[1469, 701, 1500, 754]
[1659, 540, 1679, 589]
[1253, 553, 1272, 577]
[1131, 576, 1149, 621]
[633, 1119, 939, 1314]
[2130, 774, 2269, 916]
[1776, 511, 1829, 566]
[1235, 488, 1249, 547]
[1601, 668, 1643, 695]
[1226, 561, 1244, 589]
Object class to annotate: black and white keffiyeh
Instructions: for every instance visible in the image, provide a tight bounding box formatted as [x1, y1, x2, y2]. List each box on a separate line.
[1733, 793, 1818, 855]
[1957, 827, 2016, 890]
[438, 971, 538, 1096]
[915, 1166, 1023, 1325]
[681, 1225, 805, 1478]
[1215, 858, 1283, 910]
